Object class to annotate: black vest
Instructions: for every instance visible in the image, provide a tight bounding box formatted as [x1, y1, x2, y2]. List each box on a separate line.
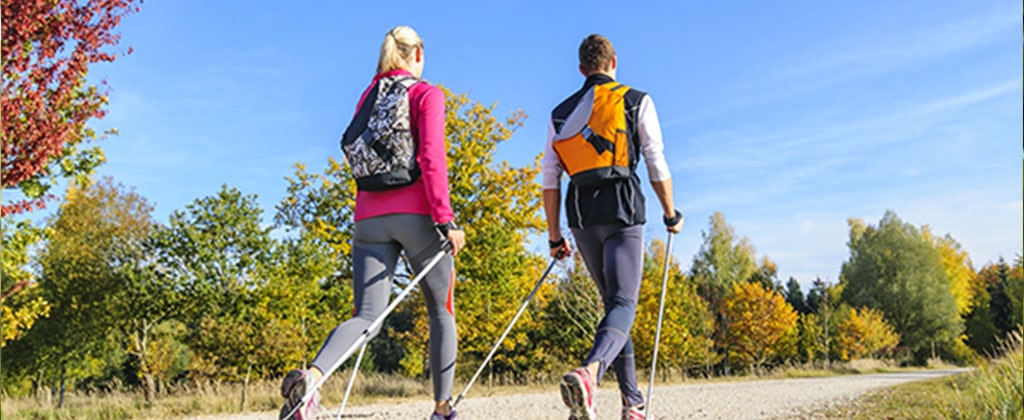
[551, 74, 647, 229]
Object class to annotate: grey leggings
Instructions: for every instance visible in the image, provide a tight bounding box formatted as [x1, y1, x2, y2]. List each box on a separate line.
[572, 223, 645, 407]
[312, 214, 457, 402]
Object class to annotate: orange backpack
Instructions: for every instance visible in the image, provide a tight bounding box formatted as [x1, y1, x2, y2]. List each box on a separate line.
[552, 82, 632, 187]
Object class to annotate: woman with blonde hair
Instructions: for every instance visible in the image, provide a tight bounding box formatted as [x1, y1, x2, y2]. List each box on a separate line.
[279, 25, 465, 420]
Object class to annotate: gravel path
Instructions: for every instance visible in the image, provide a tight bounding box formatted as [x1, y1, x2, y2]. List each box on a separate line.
[203, 369, 965, 420]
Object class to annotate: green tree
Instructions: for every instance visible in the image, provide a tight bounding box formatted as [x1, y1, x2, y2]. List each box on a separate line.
[15, 178, 148, 405]
[840, 210, 962, 363]
[783, 277, 810, 315]
[153, 186, 275, 390]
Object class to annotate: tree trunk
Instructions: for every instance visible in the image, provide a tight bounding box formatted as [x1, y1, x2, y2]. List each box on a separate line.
[58, 364, 66, 409]
[241, 363, 252, 412]
[139, 324, 155, 403]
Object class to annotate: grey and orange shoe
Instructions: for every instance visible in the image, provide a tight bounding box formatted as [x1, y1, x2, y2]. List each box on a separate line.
[560, 367, 597, 420]
[279, 369, 320, 420]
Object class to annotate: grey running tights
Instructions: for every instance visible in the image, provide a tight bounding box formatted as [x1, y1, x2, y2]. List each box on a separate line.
[311, 214, 457, 403]
[571, 223, 645, 407]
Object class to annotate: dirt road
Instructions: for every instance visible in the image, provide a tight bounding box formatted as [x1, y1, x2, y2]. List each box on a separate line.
[204, 369, 965, 420]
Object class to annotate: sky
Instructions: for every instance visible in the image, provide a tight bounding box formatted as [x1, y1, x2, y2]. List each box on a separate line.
[72, 0, 1023, 289]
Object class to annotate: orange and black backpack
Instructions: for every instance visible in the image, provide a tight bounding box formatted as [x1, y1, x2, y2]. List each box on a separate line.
[552, 81, 633, 187]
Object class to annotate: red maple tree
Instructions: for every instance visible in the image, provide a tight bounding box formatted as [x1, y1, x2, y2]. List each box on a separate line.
[2, 0, 140, 215]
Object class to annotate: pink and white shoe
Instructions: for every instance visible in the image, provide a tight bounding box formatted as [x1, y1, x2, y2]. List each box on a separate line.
[560, 367, 597, 420]
[279, 369, 320, 420]
[621, 404, 655, 420]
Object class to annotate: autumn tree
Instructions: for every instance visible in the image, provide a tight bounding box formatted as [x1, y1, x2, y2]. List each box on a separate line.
[833, 307, 900, 361]
[397, 87, 548, 381]
[689, 211, 758, 374]
[633, 239, 714, 378]
[1, 220, 49, 347]
[1, 0, 139, 213]
[720, 281, 798, 373]
[923, 227, 976, 316]
[796, 278, 841, 366]
[840, 211, 962, 363]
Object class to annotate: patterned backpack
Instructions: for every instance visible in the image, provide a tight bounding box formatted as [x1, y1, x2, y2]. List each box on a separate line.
[341, 75, 420, 191]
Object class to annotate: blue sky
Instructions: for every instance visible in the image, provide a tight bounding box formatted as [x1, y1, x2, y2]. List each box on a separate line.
[79, 0, 1022, 288]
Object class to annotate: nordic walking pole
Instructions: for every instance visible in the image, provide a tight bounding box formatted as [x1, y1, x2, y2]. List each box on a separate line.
[283, 246, 450, 420]
[645, 232, 674, 420]
[452, 252, 563, 408]
[334, 343, 367, 419]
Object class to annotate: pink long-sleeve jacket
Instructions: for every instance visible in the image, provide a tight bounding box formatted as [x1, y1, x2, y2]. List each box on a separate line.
[351, 69, 454, 224]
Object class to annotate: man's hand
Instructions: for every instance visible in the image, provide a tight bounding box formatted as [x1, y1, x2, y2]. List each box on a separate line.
[550, 237, 572, 260]
[664, 210, 684, 234]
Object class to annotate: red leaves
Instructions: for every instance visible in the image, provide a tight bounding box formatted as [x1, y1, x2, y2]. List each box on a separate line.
[1, 0, 140, 215]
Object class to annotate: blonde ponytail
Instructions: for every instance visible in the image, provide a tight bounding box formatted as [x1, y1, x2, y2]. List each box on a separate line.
[377, 26, 423, 74]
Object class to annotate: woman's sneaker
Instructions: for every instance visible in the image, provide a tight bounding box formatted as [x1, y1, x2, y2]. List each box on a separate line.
[279, 369, 320, 420]
[560, 367, 597, 420]
[621, 404, 655, 420]
[429, 409, 460, 420]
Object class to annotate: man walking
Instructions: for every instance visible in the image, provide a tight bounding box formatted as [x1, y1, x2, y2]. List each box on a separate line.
[542, 34, 684, 420]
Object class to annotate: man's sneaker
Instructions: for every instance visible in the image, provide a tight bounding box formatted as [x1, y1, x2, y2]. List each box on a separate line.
[279, 369, 320, 420]
[429, 409, 459, 420]
[622, 405, 655, 420]
[560, 367, 597, 420]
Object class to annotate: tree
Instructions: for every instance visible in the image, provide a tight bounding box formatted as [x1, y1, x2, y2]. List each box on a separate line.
[833, 307, 900, 361]
[398, 87, 547, 381]
[840, 211, 962, 362]
[720, 282, 798, 373]
[632, 239, 714, 378]
[19, 177, 149, 406]
[923, 227, 976, 316]
[689, 211, 758, 374]
[2, 0, 140, 215]
[966, 258, 1024, 355]
[1, 219, 50, 347]
[153, 185, 275, 390]
[783, 277, 810, 315]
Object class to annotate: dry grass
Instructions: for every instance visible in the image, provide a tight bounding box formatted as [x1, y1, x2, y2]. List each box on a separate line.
[809, 330, 1023, 419]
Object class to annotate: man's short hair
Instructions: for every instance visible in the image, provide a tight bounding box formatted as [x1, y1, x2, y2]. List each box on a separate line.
[579, 34, 615, 74]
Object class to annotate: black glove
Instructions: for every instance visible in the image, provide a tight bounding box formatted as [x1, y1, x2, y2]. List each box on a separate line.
[663, 209, 683, 227]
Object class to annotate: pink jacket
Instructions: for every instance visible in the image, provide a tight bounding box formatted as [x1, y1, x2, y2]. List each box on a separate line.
[351, 69, 454, 224]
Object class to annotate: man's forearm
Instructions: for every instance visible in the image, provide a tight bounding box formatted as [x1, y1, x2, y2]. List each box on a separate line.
[651, 179, 675, 217]
[543, 189, 562, 240]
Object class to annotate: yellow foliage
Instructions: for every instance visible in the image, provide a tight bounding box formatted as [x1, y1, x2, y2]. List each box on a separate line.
[922, 226, 976, 316]
[722, 282, 799, 371]
[834, 307, 900, 361]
